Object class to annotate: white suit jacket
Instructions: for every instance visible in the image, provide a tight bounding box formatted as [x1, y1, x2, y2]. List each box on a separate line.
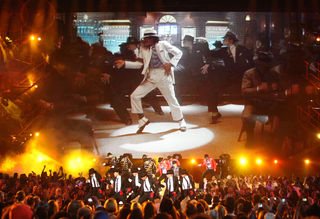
[125, 41, 182, 83]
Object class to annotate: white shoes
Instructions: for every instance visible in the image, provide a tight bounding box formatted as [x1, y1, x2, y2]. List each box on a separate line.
[179, 119, 187, 132]
[137, 117, 150, 134]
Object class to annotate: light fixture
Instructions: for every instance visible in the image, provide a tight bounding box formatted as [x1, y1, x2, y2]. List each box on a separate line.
[304, 159, 310, 165]
[206, 20, 230, 25]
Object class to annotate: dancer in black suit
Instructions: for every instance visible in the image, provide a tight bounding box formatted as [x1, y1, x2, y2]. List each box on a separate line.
[138, 171, 155, 203]
[164, 169, 180, 201]
[208, 31, 254, 123]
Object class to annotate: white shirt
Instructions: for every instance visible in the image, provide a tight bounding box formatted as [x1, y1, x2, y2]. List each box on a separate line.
[167, 177, 174, 192]
[206, 159, 212, 169]
[90, 173, 100, 188]
[182, 176, 192, 190]
[135, 175, 141, 187]
[143, 177, 152, 192]
[229, 44, 236, 62]
[203, 181, 207, 191]
[115, 176, 122, 193]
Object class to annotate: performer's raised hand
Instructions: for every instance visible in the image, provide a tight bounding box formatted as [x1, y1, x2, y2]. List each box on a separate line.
[114, 59, 125, 69]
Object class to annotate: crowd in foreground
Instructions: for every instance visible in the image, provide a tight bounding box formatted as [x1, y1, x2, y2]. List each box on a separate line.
[0, 153, 319, 219]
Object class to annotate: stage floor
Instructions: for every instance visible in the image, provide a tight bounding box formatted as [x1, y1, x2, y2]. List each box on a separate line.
[86, 103, 248, 159]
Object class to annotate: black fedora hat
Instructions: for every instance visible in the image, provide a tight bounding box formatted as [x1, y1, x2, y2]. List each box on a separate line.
[110, 167, 120, 173]
[213, 40, 223, 47]
[180, 169, 188, 175]
[183, 35, 194, 42]
[126, 36, 140, 45]
[223, 31, 239, 42]
[131, 167, 139, 173]
[139, 170, 148, 178]
[167, 169, 174, 175]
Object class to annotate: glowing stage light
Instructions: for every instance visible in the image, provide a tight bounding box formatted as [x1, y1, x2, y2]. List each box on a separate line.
[316, 36, 320, 42]
[256, 158, 263, 166]
[37, 155, 45, 162]
[37, 37, 42, 41]
[304, 159, 310, 165]
[35, 132, 40, 137]
[29, 35, 36, 41]
[0, 157, 16, 172]
[29, 133, 33, 137]
[64, 151, 97, 175]
[190, 159, 196, 164]
[34, 84, 38, 89]
[316, 133, 320, 139]
[239, 157, 248, 166]
[273, 159, 278, 164]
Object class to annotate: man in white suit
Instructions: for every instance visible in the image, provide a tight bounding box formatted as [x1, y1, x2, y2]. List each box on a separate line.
[115, 29, 187, 133]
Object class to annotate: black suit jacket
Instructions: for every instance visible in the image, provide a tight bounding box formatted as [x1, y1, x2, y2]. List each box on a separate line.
[213, 45, 253, 79]
[140, 176, 155, 194]
[128, 175, 142, 193]
[180, 175, 195, 190]
[113, 176, 126, 193]
[165, 176, 180, 195]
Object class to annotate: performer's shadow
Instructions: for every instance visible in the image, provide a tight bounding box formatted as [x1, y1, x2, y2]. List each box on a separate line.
[108, 126, 200, 145]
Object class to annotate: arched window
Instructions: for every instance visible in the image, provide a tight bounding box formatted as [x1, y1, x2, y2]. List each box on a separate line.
[159, 15, 177, 23]
[158, 15, 178, 44]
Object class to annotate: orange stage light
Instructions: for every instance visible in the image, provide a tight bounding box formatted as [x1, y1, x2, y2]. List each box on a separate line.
[239, 157, 247, 166]
[29, 35, 36, 41]
[304, 159, 310, 165]
[256, 158, 263, 165]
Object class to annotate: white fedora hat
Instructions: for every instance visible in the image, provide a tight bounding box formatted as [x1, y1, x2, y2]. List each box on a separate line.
[143, 29, 159, 39]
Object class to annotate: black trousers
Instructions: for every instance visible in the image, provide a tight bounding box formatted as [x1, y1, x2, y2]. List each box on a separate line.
[207, 71, 227, 113]
[180, 189, 195, 200]
[202, 169, 216, 179]
[114, 191, 126, 204]
[126, 190, 140, 203]
[164, 191, 180, 202]
[207, 70, 241, 113]
[91, 187, 103, 198]
[110, 86, 131, 123]
[243, 117, 256, 147]
[138, 192, 154, 203]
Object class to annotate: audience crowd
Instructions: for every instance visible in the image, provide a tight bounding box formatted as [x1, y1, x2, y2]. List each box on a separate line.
[0, 153, 319, 219]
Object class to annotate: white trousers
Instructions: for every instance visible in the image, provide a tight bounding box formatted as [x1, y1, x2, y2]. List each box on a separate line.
[131, 68, 183, 121]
